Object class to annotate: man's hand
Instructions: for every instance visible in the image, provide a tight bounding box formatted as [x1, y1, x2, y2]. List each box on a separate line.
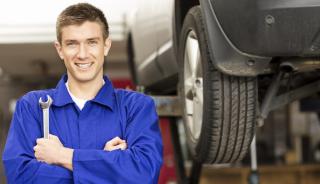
[104, 137, 127, 151]
[33, 134, 73, 171]
[33, 134, 64, 164]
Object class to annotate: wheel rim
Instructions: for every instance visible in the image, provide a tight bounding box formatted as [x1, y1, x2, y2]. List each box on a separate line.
[183, 30, 203, 141]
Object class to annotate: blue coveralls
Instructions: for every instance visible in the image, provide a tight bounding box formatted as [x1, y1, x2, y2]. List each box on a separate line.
[2, 75, 163, 184]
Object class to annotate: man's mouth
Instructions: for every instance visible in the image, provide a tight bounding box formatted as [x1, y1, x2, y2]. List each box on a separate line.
[75, 63, 93, 70]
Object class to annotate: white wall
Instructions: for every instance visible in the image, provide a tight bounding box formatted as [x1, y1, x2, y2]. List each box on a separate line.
[0, 0, 138, 43]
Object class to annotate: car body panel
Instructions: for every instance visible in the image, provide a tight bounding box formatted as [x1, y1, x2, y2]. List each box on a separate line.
[210, 0, 320, 56]
[154, 1, 179, 78]
[130, 0, 178, 87]
[129, 0, 320, 88]
[130, 0, 163, 86]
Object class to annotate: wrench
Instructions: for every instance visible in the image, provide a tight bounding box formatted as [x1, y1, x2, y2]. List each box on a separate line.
[39, 95, 53, 139]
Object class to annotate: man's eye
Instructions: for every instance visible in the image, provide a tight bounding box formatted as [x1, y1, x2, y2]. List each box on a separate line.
[88, 41, 98, 45]
[66, 42, 76, 46]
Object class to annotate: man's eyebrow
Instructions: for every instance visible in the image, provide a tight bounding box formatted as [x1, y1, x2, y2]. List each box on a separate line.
[63, 39, 78, 43]
[87, 37, 100, 41]
[63, 37, 100, 43]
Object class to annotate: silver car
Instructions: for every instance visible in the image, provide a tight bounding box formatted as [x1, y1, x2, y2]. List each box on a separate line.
[127, 0, 320, 164]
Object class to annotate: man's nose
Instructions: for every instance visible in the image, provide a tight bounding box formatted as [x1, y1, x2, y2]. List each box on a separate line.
[77, 43, 88, 59]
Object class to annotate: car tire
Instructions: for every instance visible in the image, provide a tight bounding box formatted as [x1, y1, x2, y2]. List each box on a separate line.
[179, 6, 257, 164]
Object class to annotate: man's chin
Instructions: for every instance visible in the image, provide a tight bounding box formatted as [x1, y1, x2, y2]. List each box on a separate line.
[77, 77, 96, 83]
[67, 70, 103, 83]
[70, 74, 96, 83]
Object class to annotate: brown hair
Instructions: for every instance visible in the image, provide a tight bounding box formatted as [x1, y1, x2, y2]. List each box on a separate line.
[56, 3, 109, 43]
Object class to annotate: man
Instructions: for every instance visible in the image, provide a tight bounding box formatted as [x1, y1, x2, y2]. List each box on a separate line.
[2, 3, 163, 184]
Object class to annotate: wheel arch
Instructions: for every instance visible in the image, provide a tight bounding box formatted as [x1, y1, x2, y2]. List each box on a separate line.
[177, 0, 273, 77]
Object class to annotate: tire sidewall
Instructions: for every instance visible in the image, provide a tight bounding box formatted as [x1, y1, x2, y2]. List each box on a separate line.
[179, 6, 212, 162]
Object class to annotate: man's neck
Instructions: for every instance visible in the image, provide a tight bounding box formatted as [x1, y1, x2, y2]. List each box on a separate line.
[67, 76, 104, 100]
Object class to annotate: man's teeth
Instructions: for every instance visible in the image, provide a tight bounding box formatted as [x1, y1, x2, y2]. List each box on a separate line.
[76, 63, 91, 69]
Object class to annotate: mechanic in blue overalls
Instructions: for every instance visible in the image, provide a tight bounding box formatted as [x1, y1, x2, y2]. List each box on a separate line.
[2, 3, 163, 183]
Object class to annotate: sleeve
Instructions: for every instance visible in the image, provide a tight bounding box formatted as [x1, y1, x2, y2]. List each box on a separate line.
[2, 98, 73, 184]
[72, 96, 163, 184]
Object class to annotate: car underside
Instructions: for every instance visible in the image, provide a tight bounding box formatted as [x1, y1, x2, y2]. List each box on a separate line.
[128, 0, 320, 164]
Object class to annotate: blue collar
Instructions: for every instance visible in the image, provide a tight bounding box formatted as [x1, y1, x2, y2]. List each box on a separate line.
[52, 74, 115, 110]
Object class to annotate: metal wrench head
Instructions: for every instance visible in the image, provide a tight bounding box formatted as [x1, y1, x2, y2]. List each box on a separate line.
[39, 95, 53, 109]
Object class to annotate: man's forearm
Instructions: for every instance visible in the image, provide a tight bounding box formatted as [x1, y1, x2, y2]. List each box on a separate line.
[36, 135, 127, 172]
[58, 147, 74, 171]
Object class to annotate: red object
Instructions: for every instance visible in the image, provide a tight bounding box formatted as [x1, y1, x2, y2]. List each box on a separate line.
[111, 79, 177, 183]
[111, 78, 135, 90]
[158, 118, 177, 184]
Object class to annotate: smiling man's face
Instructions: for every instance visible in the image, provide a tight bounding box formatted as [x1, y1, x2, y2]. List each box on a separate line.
[55, 21, 111, 84]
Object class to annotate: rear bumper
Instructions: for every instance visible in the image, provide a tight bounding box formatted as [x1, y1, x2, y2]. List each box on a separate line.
[209, 0, 320, 57]
[200, 0, 320, 76]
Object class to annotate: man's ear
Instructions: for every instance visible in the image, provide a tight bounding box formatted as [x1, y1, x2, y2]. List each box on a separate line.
[104, 38, 112, 56]
[54, 41, 64, 60]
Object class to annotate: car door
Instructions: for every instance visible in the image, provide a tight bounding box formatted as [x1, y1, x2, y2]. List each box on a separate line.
[154, 0, 178, 78]
[131, 0, 164, 86]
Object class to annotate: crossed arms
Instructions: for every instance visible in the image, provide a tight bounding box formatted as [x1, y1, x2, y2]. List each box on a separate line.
[2, 96, 163, 184]
[33, 134, 127, 171]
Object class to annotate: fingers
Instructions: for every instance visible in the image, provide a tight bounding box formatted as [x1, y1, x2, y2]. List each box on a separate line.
[106, 136, 126, 146]
[112, 143, 127, 151]
[35, 135, 62, 149]
[49, 134, 63, 146]
[34, 145, 42, 161]
[104, 136, 127, 151]
[118, 142, 127, 150]
[36, 137, 55, 145]
[49, 134, 61, 142]
[112, 136, 125, 144]
[49, 134, 58, 140]
[33, 144, 39, 150]
[104, 142, 127, 151]
[36, 138, 45, 145]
